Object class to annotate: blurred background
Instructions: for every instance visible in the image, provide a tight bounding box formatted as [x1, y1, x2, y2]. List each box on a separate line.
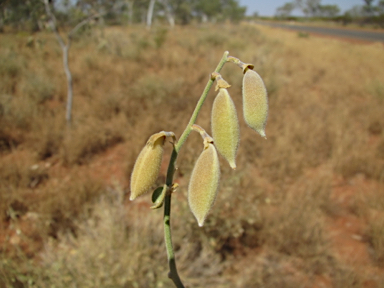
[0, 0, 384, 287]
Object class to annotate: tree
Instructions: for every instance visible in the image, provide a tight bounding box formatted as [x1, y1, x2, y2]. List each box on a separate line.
[363, 0, 375, 16]
[276, 2, 295, 18]
[364, 0, 375, 6]
[158, 0, 175, 27]
[304, 0, 321, 16]
[124, 0, 134, 25]
[378, 0, 384, 13]
[131, 0, 150, 24]
[169, 0, 192, 25]
[1, 0, 47, 31]
[345, 5, 365, 18]
[294, 0, 321, 17]
[145, 0, 175, 28]
[222, 0, 246, 23]
[194, 0, 221, 22]
[318, 4, 340, 17]
[43, 0, 104, 125]
[146, 0, 156, 28]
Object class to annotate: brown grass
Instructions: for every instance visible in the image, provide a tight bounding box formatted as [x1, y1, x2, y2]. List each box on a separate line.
[1, 23, 384, 287]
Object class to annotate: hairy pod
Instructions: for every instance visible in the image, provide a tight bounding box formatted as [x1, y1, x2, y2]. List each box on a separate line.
[188, 143, 220, 226]
[242, 69, 268, 138]
[211, 88, 240, 169]
[130, 133, 166, 201]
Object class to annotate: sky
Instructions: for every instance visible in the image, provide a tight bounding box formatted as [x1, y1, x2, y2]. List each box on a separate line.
[238, 0, 365, 16]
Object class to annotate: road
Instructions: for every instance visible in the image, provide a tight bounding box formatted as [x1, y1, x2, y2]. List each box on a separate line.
[255, 21, 384, 43]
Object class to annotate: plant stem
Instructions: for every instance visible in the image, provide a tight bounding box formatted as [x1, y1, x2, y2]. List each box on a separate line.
[163, 51, 229, 287]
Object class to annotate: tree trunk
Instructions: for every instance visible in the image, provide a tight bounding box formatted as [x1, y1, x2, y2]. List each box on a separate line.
[127, 0, 134, 25]
[147, 0, 156, 29]
[160, 0, 175, 28]
[43, 0, 73, 126]
[202, 14, 208, 23]
[62, 44, 73, 125]
[44, 0, 103, 126]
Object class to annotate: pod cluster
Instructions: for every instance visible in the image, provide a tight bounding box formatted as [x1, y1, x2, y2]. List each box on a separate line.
[130, 58, 268, 228]
[187, 68, 268, 226]
[210, 67, 268, 170]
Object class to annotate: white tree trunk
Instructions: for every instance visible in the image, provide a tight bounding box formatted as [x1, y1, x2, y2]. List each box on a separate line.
[202, 14, 208, 23]
[126, 0, 134, 25]
[147, 0, 156, 28]
[43, 0, 73, 125]
[43, 0, 104, 125]
[160, 0, 175, 28]
[62, 45, 73, 124]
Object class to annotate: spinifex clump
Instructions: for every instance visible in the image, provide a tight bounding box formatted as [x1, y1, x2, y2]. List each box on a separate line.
[129, 51, 268, 288]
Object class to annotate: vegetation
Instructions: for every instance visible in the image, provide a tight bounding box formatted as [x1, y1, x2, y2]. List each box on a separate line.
[274, 0, 384, 28]
[0, 15, 384, 288]
[0, 0, 246, 32]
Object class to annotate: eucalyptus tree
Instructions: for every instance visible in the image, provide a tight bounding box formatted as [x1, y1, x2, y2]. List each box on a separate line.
[276, 2, 295, 18]
[43, 0, 105, 125]
[1, 0, 47, 31]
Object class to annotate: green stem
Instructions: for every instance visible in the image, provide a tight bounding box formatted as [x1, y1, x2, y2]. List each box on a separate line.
[163, 51, 229, 288]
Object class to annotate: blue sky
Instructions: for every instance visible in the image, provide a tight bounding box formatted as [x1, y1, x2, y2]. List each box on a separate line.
[238, 0, 365, 16]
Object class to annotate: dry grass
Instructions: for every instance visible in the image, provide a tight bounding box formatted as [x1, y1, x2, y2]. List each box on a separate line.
[368, 216, 384, 265]
[1, 22, 384, 287]
[36, 189, 169, 288]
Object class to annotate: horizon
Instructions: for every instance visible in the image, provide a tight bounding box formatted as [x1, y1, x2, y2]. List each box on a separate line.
[239, 0, 365, 16]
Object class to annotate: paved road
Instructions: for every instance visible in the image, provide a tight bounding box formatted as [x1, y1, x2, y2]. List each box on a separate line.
[256, 21, 384, 43]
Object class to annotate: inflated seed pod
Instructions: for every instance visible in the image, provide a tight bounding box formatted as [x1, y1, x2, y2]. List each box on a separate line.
[130, 132, 174, 201]
[211, 88, 240, 169]
[242, 69, 268, 138]
[188, 143, 220, 227]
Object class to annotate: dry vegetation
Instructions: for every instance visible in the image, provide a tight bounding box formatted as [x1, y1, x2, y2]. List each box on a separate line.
[1, 23, 384, 287]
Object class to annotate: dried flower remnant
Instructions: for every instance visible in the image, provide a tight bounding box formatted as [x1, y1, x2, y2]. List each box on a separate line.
[188, 126, 220, 226]
[130, 131, 175, 201]
[242, 68, 268, 138]
[211, 88, 240, 169]
[211, 72, 231, 91]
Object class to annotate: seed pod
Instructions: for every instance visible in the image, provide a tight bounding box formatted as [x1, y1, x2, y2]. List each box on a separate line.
[130, 132, 174, 201]
[242, 69, 268, 138]
[211, 88, 240, 169]
[188, 143, 220, 227]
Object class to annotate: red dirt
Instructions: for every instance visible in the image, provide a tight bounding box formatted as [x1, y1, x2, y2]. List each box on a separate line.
[2, 141, 384, 287]
[327, 174, 384, 287]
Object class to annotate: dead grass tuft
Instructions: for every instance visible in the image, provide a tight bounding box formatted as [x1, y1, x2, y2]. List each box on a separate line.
[36, 189, 169, 288]
[368, 216, 384, 266]
[0, 154, 49, 222]
[61, 116, 126, 165]
[21, 73, 55, 104]
[261, 170, 331, 266]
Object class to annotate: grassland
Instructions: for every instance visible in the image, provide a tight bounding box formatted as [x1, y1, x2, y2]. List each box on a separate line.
[0, 23, 384, 287]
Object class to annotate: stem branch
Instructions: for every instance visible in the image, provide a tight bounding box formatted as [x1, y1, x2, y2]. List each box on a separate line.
[163, 51, 229, 287]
